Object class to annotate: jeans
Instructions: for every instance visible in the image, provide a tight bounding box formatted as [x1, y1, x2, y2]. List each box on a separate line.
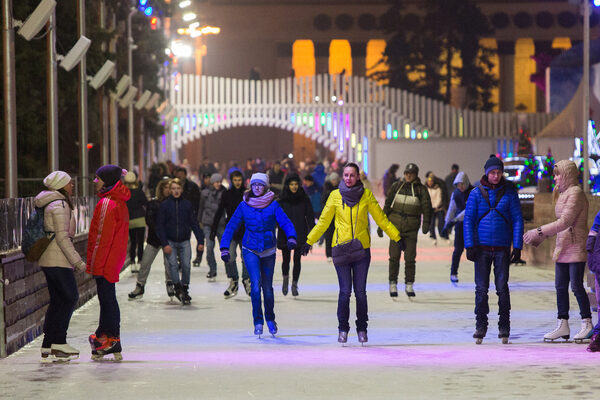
[165, 240, 192, 286]
[594, 274, 600, 335]
[41, 267, 79, 347]
[281, 248, 302, 282]
[136, 244, 171, 286]
[429, 210, 447, 239]
[225, 239, 249, 281]
[474, 248, 511, 332]
[555, 262, 592, 320]
[242, 250, 276, 325]
[129, 227, 145, 264]
[95, 277, 120, 337]
[335, 249, 371, 333]
[450, 222, 464, 276]
[203, 225, 224, 275]
[388, 233, 418, 284]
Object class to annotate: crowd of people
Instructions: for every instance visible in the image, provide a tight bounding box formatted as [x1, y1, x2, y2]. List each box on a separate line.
[31, 153, 600, 362]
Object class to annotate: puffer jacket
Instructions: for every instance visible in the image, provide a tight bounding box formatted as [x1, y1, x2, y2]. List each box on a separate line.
[307, 188, 401, 248]
[86, 181, 131, 283]
[34, 191, 85, 270]
[220, 197, 296, 254]
[464, 177, 523, 249]
[445, 172, 474, 224]
[157, 196, 205, 245]
[383, 178, 432, 236]
[540, 160, 588, 262]
[199, 186, 226, 227]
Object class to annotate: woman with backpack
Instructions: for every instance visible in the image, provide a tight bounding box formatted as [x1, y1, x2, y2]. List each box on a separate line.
[34, 171, 86, 362]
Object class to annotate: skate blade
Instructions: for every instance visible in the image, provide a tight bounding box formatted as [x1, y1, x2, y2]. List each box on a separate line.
[501, 338, 509, 344]
[91, 352, 123, 362]
[475, 338, 483, 344]
[574, 338, 592, 344]
[40, 355, 73, 364]
[543, 336, 570, 343]
[128, 296, 143, 301]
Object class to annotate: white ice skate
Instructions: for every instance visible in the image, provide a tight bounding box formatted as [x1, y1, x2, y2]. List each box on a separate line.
[573, 318, 594, 344]
[543, 319, 570, 342]
[41, 343, 80, 363]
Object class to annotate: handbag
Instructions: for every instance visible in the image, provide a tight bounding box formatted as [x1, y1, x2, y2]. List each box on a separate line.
[332, 202, 367, 266]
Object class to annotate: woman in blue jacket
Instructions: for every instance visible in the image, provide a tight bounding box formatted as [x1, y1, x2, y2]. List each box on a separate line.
[220, 173, 296, 336]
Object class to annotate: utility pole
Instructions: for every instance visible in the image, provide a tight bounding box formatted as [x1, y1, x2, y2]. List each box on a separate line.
[47, 9, 59, 172]
[127, 7, 136, 171]
[99, 0, 109, 165]
[77, 0, 88, 195]
[582, 0, 590, 192]
[109, 11, 118, 164]
[2, 0, 17, 197]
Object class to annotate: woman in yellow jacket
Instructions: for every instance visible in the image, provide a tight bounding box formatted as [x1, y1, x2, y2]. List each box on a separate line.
[301, 163, 404, 344]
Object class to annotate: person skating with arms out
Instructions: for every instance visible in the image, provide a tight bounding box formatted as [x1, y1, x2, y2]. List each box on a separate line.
[464, 156, 523, 344]
[87, 165, 130, 361]
[220, 173, 296, 337]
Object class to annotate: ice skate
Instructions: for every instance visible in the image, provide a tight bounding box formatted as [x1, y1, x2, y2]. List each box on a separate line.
[91, 336, 123, 361]
[206, 271, 217, 282]
[224, 279, 239, 299]
[166, 281, 176, 300]
[282, 275, 289, 296]
[389, 281, 398, 298]
[41, 344, 79, 363]
[267, 321, 278, 337]
[181, 285, 192, 305]
[587, 334, 600, 352]
[357, 331, 368, 346]
[128, 283, 144, 300]
[573, 318, 593, 344]
[243, 278, 251, 296]
[291, 281, 299, 297]
[473, 328, 487, 344]
[89, 334, 98, 355]
[450, 275, 458, 285]
[338, 331, 348, 344]
[254, 324, 263, 338]
[405, 283, 416, 298]
[498, 329, 510, 344]
[544, 319, 570, 342]
[174, 283, 184, 304]
[192, 255, 201, 267]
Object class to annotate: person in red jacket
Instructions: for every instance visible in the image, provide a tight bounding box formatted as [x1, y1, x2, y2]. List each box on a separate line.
[86, 164, 130, 360]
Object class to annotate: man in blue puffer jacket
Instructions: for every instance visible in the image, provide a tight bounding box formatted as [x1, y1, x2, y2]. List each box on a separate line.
[464, 155, 523, 344]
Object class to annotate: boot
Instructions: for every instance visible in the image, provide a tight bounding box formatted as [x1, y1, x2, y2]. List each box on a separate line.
[182, 284, 192, 304]
[389, 281, 398, 297]
[405, 283, 416, 297]
[587, 333, 600, 352]
[206, 271, 217, 282]
[282, 275, 289, 296]
[473, 327, 487, 344]
[450, 275, 459, 284]
[573, 318, 593, 343]
[128, 283, 144, 300]
[166, 281, 175, 299]
[357, 331, 368, 344]
[174, 283, 184, 303]
[338, 331, 348, 343]
[291, 281, 299, 297]
[243, 278, 251, 296]
[544, 319, 570, 342]
[254, 324, 263, 336]
[224, 279, 239, 299]
[267, 320, 278, 335]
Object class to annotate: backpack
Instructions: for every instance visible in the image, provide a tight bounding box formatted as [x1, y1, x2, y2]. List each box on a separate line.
[22, 200, 62, 262]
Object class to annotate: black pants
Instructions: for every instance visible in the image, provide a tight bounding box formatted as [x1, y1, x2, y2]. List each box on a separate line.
[335, 250, 371, 332]
[429, 210, 448, 239]
[281, 248, 302, 282]
[129, 227, 145, 263]
[42, 267, 79, 347]
[95, 277, 120, 338]
[451, 223, 464, 276]
[325, 221, 335, 258]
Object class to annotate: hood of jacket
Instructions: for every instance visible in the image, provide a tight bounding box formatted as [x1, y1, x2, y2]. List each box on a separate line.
[554, 159, 578, 193]
[34, 190, 67, 208]
[98, 180, 131, 201]
[453, 171, 471, 187]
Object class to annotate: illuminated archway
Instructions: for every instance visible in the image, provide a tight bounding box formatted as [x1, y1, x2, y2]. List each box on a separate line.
[329, 40, 352, 76]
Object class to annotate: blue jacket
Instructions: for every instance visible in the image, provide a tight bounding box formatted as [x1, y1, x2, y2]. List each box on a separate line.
[221, 199, 296, 253]
[464, 178, 523, 249]
[156, 196, 204, 246]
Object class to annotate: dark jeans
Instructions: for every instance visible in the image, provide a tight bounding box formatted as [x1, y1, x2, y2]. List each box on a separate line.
[243, 250, 276, 325]
[325, 221, 335, 258]
[388, 234, 418, 284]
[474, 248, 511, 332]
[555, 262, 591, 320]
[429, 210, 448, 239]
[451, 222, 464, 276]
[281, 248, 302, 282]
[41, 267, 79, 347]
[95, 277, 120, 337]
[129, 227, 145, 263]
[335, 249, 371, 333]
[225, 239, 249, 282]
[594, 274, 600, 335]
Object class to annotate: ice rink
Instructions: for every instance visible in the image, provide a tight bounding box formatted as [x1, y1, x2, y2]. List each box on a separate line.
[1, 235, 598, 399]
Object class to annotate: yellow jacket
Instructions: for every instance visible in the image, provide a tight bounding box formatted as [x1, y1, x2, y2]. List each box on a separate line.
[306, 188, 401, 248]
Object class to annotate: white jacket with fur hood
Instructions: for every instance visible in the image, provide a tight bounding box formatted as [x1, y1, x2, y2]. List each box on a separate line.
[34, 190, 86, 269]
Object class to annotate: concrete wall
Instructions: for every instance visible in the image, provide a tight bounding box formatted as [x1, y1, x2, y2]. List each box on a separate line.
[534, 137, 575, 163]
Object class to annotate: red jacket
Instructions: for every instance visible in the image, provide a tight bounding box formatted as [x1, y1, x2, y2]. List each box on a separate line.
[87, 181, 131, 283]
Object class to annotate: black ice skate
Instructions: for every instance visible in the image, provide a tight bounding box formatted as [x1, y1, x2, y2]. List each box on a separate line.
[166, 281, 176, 301]
[174, 283, 185, 304]
[224, 279, 239, 299]
[181, 285, 192, 305]
[338, 331, 348, 344]
[91, 336, 123, 361]
[192, 255, 201, 267]
[357, 331, 368, 346]
[206, 271, 217, 282]
[243, 278, 251, 296]
[498, 329, 510, 344]
[405, 283, 416, 298]
[473, 328, 487, 344]
[254, 324, 263, 338]
[267, 321, 278, 337]
[128, 283, 144, 300]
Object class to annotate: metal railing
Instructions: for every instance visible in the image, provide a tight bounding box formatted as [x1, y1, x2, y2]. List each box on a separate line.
[0, 196, 96, 254]
[0, 176, 95, 199]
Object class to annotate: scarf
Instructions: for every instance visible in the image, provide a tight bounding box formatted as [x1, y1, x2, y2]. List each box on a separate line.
[480, 175, 506, 190]
[244, 190, 275, 209]
[339, 180, 364, 207]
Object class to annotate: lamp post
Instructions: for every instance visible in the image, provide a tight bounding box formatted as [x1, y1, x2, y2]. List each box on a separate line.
[2, 0, 17, 198]
[583, 0, 590, 193]
[78, 0, 88, 196]
[127, 7, 136, 172]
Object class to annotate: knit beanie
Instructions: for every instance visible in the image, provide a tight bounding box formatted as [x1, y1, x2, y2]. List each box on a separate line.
[43, 171, 71, 190]
[124, 171, 137, 184]
[210, 173, 223, 184]
[329, 172, 340, 181]
[250, 172, 269, 186]
[96, 164, 124, 187]
[484, 156, 504, 175]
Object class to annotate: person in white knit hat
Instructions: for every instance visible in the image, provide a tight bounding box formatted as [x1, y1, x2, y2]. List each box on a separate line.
[34, 171, 86, 362]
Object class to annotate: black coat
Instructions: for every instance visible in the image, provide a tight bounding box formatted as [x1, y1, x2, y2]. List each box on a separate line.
[212, 186, 245, 241]
[156, 196, 204, 245]
[145, 199, 162, 248]
[182, 179, 200, 216]
[277, 197, 315, 249]
[126, 187, 148, 220]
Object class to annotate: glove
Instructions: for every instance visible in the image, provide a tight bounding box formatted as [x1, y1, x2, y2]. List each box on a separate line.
[396, 238, 406, 252]
[209, 230, 216, 242]
[510, 248, 525, 265]
[523, 228, 545, 248]
[377, 227, 384, 238]
[466, 247, 479, 262]
[220, 249, 230, 263]
[300, 243, 312, 256]
[287, 237, 297, 250]
[586, 235, 596, 253]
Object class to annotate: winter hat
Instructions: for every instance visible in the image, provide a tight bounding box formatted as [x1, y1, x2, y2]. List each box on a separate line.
[96, 164, 124, 187]
[404, 163, 419, 175]
[329, 172, 340, 182]
[43, 171, 71, 190]
[250, 172, 269, 186]
[484, 156, 504, 175]
[124, 171, 137, 184]
[210, 173, 223, 184]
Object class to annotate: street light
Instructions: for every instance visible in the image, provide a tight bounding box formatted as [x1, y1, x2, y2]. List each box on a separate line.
[179, 0, 191, 8]
[183, 12, 196, 21]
